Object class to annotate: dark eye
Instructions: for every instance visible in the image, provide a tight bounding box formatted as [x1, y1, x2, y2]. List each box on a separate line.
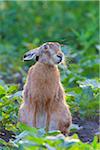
[44, 44, 48, 50]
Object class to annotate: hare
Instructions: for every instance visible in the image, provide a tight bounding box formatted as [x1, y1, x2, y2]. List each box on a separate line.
[19, 42, 72, 135]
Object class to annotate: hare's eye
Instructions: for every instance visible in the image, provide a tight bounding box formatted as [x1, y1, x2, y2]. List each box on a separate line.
[44, 45, 48, 50]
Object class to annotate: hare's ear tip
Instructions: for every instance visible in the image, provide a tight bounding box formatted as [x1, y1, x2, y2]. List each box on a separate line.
[23, 51, 35, 61]
[23, 54, 27, 61]
[23, 57, 28, 61]
[23, 53, 28, 61]
[23, 54, 27, 59]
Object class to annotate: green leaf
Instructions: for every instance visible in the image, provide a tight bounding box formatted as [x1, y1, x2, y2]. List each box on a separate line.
[47, 130, 61, 136]
[7, 85, 19, 94]
[14, 131, 29, 143]
[17, 122, 38, 134]
[0, 85, 6, 98]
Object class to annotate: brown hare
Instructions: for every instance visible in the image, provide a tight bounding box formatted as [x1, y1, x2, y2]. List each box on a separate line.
[19, 42, 72, 135]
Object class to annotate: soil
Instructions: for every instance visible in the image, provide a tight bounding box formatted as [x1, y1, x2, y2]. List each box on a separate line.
[0, 129, 15, 143]
[69, 116, 99, 143]
[0, 117, 99, 144]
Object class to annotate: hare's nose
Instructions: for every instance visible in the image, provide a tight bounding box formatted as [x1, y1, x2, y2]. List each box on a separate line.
[57, 55, 62, 60]
[57, 55, 63, 63]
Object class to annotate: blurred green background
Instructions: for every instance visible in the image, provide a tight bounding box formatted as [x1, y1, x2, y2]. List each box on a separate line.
[0, 1, 99, 81]
[0, 1, 99, 149]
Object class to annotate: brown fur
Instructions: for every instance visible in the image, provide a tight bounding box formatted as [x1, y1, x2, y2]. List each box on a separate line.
[19, 42, 72, 134]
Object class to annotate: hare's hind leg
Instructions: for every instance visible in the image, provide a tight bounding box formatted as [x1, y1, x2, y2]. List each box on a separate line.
[49, 104, 72, 134]
[58, 104, 72, 135]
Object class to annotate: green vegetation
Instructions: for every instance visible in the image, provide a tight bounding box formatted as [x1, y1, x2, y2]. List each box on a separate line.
[0, 122, 100, 150]
[0, 1, 99, 150]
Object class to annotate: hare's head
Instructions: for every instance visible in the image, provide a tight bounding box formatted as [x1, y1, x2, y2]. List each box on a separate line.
[23, 42, 64, 65]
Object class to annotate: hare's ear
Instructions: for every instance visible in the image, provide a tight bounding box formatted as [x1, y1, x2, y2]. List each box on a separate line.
[23, 48, 39, 61]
